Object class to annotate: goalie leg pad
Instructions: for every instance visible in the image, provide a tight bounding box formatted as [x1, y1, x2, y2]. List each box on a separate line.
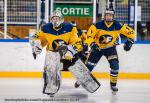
[44, 67, 61, 95]
[43, 51, 62, 95]
[68, 59, 100, 93]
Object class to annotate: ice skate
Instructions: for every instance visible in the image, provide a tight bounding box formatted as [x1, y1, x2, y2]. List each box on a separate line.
[111, 86, 118, 95]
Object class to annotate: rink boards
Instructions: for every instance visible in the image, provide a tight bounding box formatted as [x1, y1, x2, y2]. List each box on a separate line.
[0, 40, 150, 79]
[0, 72, 150, 79]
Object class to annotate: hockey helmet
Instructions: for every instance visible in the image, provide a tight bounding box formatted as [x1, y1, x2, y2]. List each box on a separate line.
[104, 8, 115, 15]
[50, 10, 64, 27]
[104, 8, 115, 22]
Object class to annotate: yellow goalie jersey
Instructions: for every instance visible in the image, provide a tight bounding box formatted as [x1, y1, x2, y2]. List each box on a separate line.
[34, 22, 78, 51]
[85, 20, 136, 49]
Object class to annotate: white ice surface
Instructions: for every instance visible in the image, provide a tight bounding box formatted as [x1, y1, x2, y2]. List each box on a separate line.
[0, 78, 150, 103]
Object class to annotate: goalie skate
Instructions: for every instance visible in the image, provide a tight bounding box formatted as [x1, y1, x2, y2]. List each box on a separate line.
[68, 59, 100, 93]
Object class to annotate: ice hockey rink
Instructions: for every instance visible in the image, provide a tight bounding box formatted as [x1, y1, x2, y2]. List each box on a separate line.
[0, 0, 150, 102]
[0, 78, 150, 103]
[0, 42, 150, 103]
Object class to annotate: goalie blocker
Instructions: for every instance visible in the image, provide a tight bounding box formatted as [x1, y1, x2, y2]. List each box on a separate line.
[59, 45, 101, 93]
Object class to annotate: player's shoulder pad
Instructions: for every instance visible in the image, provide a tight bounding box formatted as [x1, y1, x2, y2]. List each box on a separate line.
[41, 23, 53, 33]
[95, 20, 104, 28]
[62, 22, 74, 32]
[113, 20, 122, 30]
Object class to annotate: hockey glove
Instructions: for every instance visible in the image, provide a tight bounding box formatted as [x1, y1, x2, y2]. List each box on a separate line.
[79, 44, 89, 62]
[82, 43, 88, 52]
[124, 39, 134, 51]
[81, 43, 99, 57]
[90, 42, 100, 51]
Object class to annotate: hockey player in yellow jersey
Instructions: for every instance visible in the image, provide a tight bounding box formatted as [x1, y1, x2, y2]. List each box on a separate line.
[30, 10, 100, 96]
[30, 10, 78, 96]
[83, 8, 136, 93]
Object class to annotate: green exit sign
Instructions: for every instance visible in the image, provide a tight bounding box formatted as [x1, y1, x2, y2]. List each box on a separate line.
[54, 3, 93, 17]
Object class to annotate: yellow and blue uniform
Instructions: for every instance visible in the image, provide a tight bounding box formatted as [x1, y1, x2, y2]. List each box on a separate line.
[85, 20, 135, 48]
[85, 20, 135, 87]
[34, 22, 78, 51]
[33, 22, 81, 72]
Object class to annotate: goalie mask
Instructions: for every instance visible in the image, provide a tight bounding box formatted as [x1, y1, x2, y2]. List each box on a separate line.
[51, 10, 64, 28]
[104, 8, 115, 22]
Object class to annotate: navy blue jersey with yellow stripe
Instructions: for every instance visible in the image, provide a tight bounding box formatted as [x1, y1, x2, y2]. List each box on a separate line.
[95, 20, 122, 31]
[85, 20, 135, 49]
[34, 22, 78, 51]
